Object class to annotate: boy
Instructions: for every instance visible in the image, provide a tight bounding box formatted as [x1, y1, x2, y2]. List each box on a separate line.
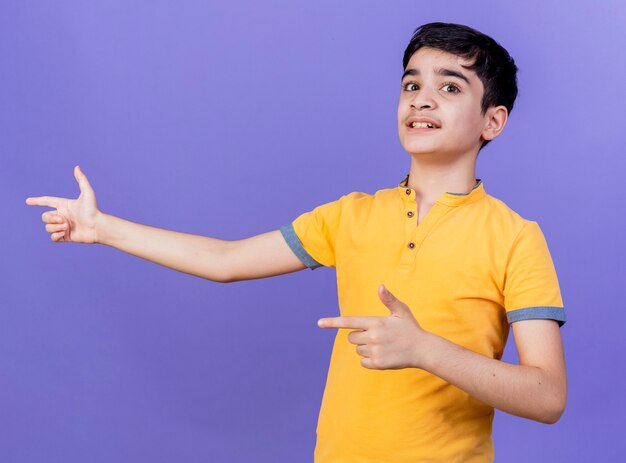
[27, 22, 566, 462]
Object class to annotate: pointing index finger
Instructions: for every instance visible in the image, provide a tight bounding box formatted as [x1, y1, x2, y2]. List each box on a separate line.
[318, 316, 378, 330]
[25, 196, 63, 208]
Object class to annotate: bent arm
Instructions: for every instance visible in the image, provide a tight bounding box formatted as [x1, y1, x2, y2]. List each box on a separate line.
[97, 213, 305, 282]
[421, 319, 567, 424]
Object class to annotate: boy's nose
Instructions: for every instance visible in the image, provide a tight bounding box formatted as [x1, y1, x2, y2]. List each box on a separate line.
[410, 90, 436, 110]
[412, 102, 432, 110]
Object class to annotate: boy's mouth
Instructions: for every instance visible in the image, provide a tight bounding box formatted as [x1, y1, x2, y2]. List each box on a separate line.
[411, 121, 434, 129]
[405, 116, 441, 130]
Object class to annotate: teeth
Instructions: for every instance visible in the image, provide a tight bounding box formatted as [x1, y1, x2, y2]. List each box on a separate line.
[411, 121, 434, 129]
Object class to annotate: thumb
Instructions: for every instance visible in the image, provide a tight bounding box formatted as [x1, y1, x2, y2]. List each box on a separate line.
[378, 284, 410, 316]
[74, 165, 95, 198]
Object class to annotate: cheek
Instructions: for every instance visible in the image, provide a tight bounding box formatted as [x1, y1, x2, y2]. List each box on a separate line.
[397, 113, 407, 133]
[451, 108, 483, 133]
[397, 103, 404, 122]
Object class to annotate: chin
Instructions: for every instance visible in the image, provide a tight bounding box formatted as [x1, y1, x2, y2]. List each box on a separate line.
[401, 142, 441, 155]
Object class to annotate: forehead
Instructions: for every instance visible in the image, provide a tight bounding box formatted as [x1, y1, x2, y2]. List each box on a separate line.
[404, 47, 480, 85]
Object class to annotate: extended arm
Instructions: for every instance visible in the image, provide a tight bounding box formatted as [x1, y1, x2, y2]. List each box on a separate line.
[26, 166, 305, 282]
[96, 215, 305, 282]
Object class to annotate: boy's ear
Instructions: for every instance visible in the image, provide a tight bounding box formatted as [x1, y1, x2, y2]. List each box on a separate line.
[481, 106, 508, 142]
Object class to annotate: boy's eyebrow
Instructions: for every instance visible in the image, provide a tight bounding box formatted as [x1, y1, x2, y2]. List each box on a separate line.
[401, 67, 471, 85]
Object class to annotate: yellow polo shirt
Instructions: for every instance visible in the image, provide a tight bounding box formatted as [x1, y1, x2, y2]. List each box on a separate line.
[279, 175, 566, 463]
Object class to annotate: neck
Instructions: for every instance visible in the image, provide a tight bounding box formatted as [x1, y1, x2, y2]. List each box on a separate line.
[406, 152, 478, 204]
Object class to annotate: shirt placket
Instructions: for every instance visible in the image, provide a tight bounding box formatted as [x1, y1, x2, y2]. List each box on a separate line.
[399, 187, 449, 270]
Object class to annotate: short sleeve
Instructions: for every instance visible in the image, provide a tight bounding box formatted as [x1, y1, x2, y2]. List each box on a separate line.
[279, 195, 346, 270]
[503, 221, 567, 326]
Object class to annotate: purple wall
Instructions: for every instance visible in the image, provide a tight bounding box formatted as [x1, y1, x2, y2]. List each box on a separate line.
[3, 1, 624, 461]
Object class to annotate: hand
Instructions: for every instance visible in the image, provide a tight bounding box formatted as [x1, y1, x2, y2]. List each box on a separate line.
[25, 166, 101, 243]
[318, 284, 431, 370]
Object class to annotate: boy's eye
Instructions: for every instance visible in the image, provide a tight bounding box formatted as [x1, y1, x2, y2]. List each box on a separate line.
[442, 83, 460, 93]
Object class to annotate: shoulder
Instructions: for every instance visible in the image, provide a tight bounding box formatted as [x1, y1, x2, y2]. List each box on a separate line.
[335, 187, 400, 218]
[329, 187, 388, 209]
[480, 192, 538, 237]
[478, 194, 557, 276]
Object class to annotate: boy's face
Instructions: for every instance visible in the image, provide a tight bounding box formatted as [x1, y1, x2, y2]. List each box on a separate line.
[397, 47, 505, 159]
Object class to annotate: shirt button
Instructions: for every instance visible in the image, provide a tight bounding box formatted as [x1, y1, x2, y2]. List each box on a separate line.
[405, 189, 411, 195]
[407, 211, 414, 218]
[408, 242, 415, 249]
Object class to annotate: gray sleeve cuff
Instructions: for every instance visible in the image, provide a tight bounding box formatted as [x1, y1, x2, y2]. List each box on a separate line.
[507, 306, 567, 327]
[279, 224, 323, 270]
